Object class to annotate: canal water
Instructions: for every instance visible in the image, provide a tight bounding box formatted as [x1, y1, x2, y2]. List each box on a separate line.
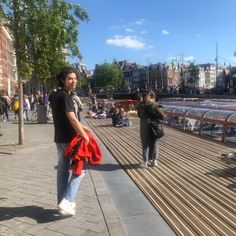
[161, 98, 236, 111]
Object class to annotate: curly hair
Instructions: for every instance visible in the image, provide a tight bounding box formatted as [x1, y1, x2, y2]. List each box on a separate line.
[56, 67, 79, 87]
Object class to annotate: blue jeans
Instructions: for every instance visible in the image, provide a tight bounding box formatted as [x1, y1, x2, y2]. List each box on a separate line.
[56, 143, 85, 204]
[142, 137, 160, 162]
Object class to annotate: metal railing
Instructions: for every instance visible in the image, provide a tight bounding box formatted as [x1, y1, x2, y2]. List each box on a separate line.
[162, 105, 236, 145]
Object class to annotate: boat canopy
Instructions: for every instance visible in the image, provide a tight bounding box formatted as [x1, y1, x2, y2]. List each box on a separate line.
[162, 105, 236, 144]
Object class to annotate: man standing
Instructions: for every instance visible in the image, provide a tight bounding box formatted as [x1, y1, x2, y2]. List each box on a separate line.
[0, 92, 10, 121]
[49, 67, 89, 216]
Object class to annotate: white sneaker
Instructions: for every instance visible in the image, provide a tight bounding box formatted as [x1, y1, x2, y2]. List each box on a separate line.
[58, 199, 75, 216]
[59, 209, 68, 215]
[59, 202, 76, 215]
[70, 202, 76, 209]
[152, 160, 158, 167]
[139, 161, 148, 168]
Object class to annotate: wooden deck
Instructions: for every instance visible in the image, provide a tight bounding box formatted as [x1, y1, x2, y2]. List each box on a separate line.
[83, 114, 236, 236]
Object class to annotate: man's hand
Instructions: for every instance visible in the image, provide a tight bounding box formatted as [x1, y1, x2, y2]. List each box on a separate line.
[66, 111, 90, 143]
[83, 133, 89, 143]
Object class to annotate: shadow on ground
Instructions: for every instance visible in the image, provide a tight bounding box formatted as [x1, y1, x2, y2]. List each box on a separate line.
[0, 205, 70, 223]
[90, 163, 121, 171]
[205, 167, 236, 190]
[91, 162, 141, 171]
[0, 144, 19, 155]
[205, 167, 236, 178]
[97, 124, 113, 127]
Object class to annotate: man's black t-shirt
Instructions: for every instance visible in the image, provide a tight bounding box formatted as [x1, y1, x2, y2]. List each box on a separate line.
[49, 89, 77, 143]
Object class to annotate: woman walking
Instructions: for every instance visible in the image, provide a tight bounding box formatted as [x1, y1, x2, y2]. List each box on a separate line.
[137, 91, 164, 168]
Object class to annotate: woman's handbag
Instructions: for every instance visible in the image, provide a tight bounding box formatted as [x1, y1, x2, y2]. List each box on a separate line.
[149, 120, 164, 139]
[145, 103, 165, 139]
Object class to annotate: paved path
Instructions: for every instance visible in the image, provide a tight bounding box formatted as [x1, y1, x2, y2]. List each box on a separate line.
[0, 115, 174, 236]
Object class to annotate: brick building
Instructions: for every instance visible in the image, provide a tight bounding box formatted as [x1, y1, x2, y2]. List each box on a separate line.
[0, 26, 18, 96]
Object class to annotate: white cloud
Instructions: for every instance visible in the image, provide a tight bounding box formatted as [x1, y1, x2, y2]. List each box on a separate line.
[128, 19, 146, 26]
[196, 34, 201, 37]
[184, 56, 195, 62]
[125, 28, 134, 32]
[140, 30, 147, 34]
[106, 35, 145, 49]
[162, 29, 170, 35]
[109, 25, 122, 30]
[147, 45, 154, 49]
[134, 19, 145, 25]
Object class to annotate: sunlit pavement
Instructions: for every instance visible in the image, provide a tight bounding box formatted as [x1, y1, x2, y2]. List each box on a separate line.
[0, 113, 174, 236]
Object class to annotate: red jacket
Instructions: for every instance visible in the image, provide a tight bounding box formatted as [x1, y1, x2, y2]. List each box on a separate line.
[64, 131, 102, 175]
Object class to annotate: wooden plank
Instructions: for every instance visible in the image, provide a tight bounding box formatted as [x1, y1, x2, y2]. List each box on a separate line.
[83, 114, 236, 235]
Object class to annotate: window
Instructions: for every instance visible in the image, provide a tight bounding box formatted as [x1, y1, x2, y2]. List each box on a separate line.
[225, 126, 236, 144]
[201, 121, 223, 141]
[172, 116, 184, 129]
[184, 118, 201, 133]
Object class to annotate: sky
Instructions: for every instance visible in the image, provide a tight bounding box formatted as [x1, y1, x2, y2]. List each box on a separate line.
[70, 0, 236, 70]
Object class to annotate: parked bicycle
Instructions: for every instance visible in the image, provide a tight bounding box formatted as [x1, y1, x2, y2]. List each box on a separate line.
[30, 109, 37, 122]
[30, 105, 53, 122]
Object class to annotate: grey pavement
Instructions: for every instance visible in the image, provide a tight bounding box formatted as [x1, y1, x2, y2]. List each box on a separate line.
[0, 113, 175, 236]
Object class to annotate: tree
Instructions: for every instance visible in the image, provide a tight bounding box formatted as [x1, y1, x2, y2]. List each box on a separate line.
[93, 62, 123, 90]
[187, 63, 199, 93]
[29, 1, 88, 83]
[20, 0, 88, 90]
[0, 0, 34, 144]
[0, 0, 89, 144]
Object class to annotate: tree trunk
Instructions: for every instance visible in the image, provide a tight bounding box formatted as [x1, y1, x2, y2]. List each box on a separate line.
[18, 75, 24, 145]
[13, 1, 24, 145]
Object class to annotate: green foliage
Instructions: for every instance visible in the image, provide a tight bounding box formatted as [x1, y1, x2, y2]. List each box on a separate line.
[188, 63, 199, 85]
[0, 5, 4, 17]
[94, 62, 123, 88]
[121, 81, 129, 91]
[79, 76, 88, 87]
[0, 0, 89, 83]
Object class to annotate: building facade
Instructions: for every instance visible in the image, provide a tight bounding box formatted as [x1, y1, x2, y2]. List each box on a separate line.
[0, 26, 17, 96]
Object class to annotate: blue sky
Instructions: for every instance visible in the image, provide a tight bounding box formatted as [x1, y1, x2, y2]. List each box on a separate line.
[70, 0, 236, 69]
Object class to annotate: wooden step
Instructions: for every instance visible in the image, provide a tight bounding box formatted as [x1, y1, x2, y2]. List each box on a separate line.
[83, 114, 236, 236]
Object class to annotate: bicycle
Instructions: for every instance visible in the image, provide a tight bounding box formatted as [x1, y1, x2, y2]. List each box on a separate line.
[30, 105, 53, 122]
[30, 110, 37, 122]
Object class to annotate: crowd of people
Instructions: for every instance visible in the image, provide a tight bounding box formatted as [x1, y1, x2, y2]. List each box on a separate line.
[86, 95, 133, 127]
[0, 91, 52, 122]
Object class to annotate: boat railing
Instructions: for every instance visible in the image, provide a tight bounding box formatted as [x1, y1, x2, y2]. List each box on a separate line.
[162, 105, 236, 145]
